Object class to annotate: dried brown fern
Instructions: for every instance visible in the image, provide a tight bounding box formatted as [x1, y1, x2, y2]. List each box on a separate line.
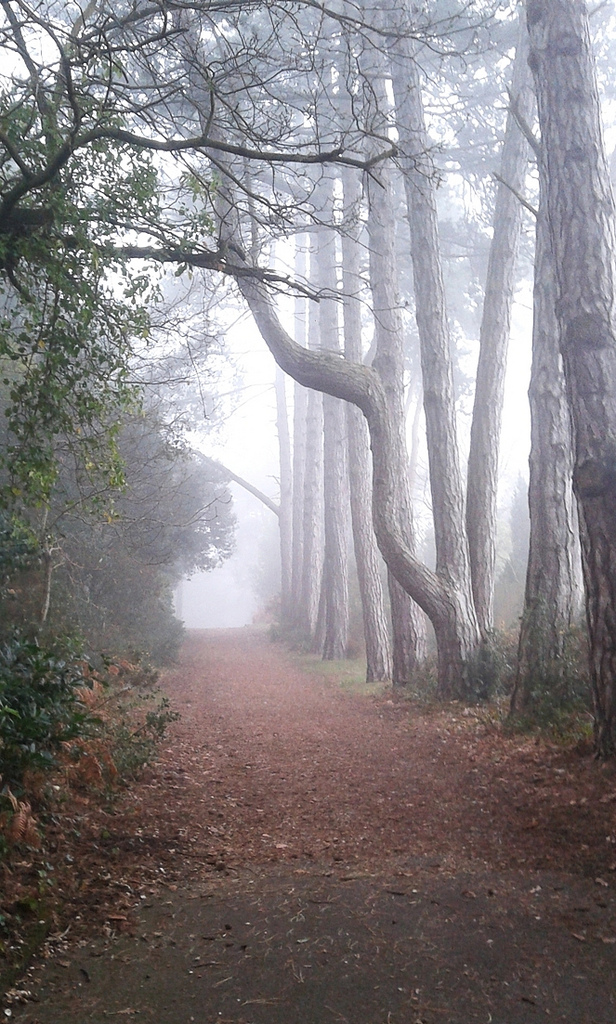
[60, 739, 118, 789]
[5, 790, 41, 848]
[75, 679, 107, 717]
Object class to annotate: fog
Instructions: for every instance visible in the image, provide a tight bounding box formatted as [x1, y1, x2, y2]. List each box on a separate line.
[177, 561, 256, 629]
[176, 312, 283, 629]
[176, 486, 279, 628]
[173, 274, 534, 632]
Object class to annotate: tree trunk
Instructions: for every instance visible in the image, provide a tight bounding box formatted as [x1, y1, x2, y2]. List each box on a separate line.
[275, 365, 293, 624]
[391, 42, 481, 696]
[527, 0, 616, 755]
[178, 0, 480, 694]
[341, 168, 392, 682]
[466, 17, 533, 635]
[360, 42, 425, 685]
[314, 184, 349, 661]
[321, 390, 350, 660]
[237, 270, 482, 699]
[291, 239, 309, 614]
[297, 294, 324, 640]
[407, 382, 423, 499]
[511, 167, 582, 713]
[299, 386, 324, 640]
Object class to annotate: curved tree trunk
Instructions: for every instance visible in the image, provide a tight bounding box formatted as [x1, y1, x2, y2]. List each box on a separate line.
[527, 0, 616, 755]
[341, 168, 392, 682]
[466, 17, 533, 635]
[237, 274, 481, 698]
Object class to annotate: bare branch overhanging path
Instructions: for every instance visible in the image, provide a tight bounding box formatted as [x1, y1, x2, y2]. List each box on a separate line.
[9, 629, 616, 1023]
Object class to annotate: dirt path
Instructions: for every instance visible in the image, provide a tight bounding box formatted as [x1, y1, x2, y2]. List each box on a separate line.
[7, 628, 616, 1023]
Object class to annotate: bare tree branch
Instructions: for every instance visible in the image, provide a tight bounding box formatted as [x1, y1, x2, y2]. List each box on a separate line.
[212, 462, 280, 517]
[492, 171, 538, 219]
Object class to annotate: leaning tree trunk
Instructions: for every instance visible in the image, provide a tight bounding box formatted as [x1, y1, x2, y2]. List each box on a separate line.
[238, 269, 488, 697]
[527, 0, 616, 755]
[341, 167, 392, 682]
[511, 167, 582, 713]
[314, 180, 350, 661]
[391, 42, 481, 696]
[466, 16, 533, 635]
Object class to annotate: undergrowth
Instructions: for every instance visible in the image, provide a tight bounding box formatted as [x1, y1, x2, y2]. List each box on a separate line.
[505, 624, 592, 745]
[278, 622, 595, 750]
[0, 631, 179, 976]
[302, 655, 383, 695]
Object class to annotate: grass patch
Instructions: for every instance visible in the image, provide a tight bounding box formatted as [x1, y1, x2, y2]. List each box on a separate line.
[291, 652, 388, 696]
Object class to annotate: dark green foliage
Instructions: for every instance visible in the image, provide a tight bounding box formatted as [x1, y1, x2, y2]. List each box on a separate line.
[0, 512, 38, 596]
[508, 623, 591, 737]
[464, 630, 518, 703]
[0, 137, 160, 507]
[0, 404, 235, 663]
[269, 622, 313, 654]
[404, 656, 439, 706]
[41, 415, 234, 662]
[104, 692, 180, 782]
[0, 632, 90, 790]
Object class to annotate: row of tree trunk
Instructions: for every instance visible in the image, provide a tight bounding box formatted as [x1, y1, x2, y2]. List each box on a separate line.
[209, 0, 616, 754]
[259, 6, 573, 692]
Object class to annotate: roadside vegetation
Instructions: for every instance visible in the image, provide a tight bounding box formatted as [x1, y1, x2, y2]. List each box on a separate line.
[0, 636, 179, 988]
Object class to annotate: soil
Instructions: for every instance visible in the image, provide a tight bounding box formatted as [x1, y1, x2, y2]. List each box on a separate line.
[4, 627, 616, 1023]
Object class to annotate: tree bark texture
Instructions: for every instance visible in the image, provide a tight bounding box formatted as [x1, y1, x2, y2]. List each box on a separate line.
[511, 170, 582, 712]
[298, 296, 324, 639]
[366, 162, 424, 683]
[341, 168, 392, 682]
[527, 0, 616, 755]
[360, 44, 425, 684]
[314, 183, 350, 661]
[391, 42, 481, 695]
[466, 17, 533, 635]
[199, 0, 480, 696]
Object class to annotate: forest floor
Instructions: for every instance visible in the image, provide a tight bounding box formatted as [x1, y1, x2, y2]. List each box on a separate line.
[4, 627, 616, 1023]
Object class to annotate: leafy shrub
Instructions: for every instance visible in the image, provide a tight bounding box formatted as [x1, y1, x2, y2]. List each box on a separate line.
[508, 623, 592, 739]
[62, 659, 179, 788]
[464, 630, 518, 703]
[0, 512, 38, 600]
[0, 632, 91, 790]
[403, 655, 439, 704]
[269, 622, 313, 653]
[104, 692, 179, 781]
[526, 623, 590, 712]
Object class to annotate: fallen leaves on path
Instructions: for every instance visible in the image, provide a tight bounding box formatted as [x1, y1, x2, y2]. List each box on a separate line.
[4, 627, 616, 953]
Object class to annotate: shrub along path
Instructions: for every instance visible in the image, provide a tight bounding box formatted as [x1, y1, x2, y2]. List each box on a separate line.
[6, 627, 616, 1023]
